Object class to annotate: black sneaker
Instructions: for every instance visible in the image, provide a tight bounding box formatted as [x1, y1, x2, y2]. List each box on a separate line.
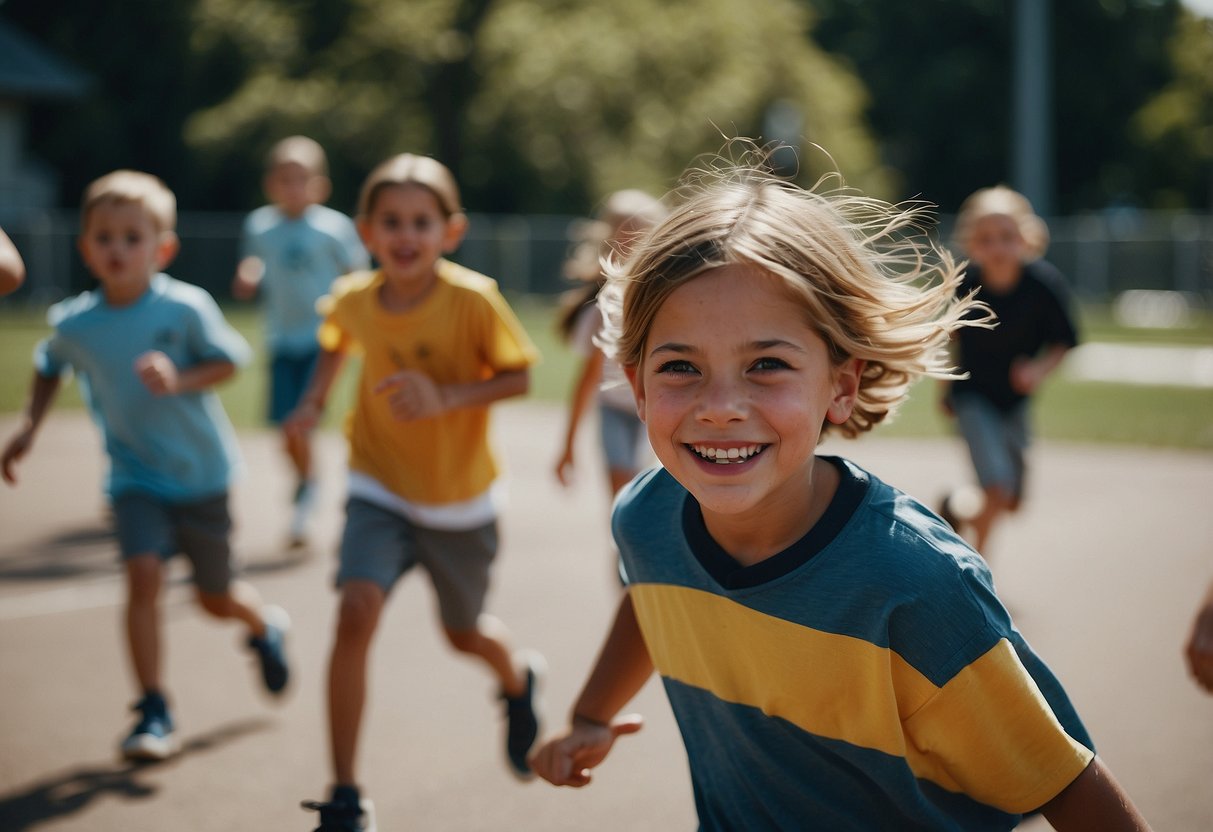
[120, 691, 177, 761]
[500, 650, 545, 781]
[937, 492, 963, 532]
[248, 605, 291, 695]
[301, 785, 377, 832]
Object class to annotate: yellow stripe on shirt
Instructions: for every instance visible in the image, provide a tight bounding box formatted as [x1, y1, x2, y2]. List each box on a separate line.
[628, 582, 1092, 812]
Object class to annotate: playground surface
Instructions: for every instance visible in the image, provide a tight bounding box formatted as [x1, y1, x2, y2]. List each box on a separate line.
[0, 401, 1211, 831]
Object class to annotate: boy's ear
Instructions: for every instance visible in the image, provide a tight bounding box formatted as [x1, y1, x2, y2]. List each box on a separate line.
[155, 232, 180, 270]
[825, 357, 864, 425]
[442, 212, 469, 253]
[624, 364, 646, 423]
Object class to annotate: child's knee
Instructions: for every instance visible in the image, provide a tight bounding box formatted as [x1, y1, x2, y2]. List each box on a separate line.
[196, 589, 235, 619]
[443, 626, 483, 655]
[336, 582, 384, 640]
[125, 556, 162, 604]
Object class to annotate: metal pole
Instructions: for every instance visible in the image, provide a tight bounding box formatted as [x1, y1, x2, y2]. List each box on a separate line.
[1012, 0, 1053, 217]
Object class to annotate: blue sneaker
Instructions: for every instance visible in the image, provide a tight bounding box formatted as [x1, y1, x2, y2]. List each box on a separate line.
[120, 691, 177, 761]
[500, 650, 545, 781]
[302, 785, 377, 832]
[248, 605, 291, 695]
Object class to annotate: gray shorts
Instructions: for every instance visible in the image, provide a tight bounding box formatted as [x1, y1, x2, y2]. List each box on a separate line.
[112, 491, 234, 594]
[952, 392, 1030, 498]
[338, 497, 498, 632]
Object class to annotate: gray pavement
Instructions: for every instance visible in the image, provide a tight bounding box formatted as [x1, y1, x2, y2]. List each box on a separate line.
[0, 402, 1211, 831]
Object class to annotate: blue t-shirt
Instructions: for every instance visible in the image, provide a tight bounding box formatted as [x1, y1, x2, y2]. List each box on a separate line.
[36, 274, 251, 502]
[241, 203, 368, 355]
[614, 459, 1094, 831]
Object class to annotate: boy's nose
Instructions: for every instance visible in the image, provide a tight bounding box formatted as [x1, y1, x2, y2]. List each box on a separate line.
[695, 377, 749, 423]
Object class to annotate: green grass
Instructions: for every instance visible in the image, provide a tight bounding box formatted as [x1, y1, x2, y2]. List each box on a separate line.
[2, 298, 1210, 449]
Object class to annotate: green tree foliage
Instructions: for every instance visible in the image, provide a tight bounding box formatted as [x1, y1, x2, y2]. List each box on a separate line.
[1130, 10, 1213, 209]
[184, 0, 890, 213]
[811, 0, 1204, 213]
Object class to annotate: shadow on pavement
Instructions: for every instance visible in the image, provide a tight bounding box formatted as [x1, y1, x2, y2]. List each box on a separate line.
[0, 717, 273, 831]
[0, 524, 115, 582]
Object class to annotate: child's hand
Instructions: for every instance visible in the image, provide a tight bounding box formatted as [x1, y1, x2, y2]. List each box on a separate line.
[135, 351, 180, 396]
[1186, 595, 1213, 694]
[284, 401, 322, 439]
[554, 447, 576, 487]
[1009, 357, 1046, 395]
[1, 426, 34, 485]
[374, 370, 445, 422]
[529, 713, 643, 787]
[231, 256, 262, 300]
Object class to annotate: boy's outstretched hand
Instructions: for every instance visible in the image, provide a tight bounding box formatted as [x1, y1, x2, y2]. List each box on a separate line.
[529, 713, 644, 787]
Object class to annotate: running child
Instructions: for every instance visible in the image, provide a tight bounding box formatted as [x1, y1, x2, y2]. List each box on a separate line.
[233, 135, 368, 546]
[530, 152, 1151, 830]
[938, 185, 1080, 554]
[1, 170, 291, 762]
[288, 153, 544, 832]
[554, 189, 666, 500]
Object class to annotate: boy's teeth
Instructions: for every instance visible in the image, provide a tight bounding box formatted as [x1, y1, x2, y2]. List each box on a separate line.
[692, 444, 763, 464]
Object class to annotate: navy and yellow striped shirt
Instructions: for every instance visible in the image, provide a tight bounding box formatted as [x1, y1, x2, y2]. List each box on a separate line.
[614, 458, 1093, 831]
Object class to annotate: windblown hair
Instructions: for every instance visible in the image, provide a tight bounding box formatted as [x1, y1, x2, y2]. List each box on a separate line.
[357, 153, 462, 220]
[951, 184, 1049, 262]
[81, 170, 177, 235]
[267, 135, 329, 177]
[598, 148, 989, 440]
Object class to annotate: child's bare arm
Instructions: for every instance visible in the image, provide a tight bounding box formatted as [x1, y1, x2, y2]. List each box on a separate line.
[2, 372, 61, 485]
[555, 349, 605, 487]
[1039, 757, 1151, 831]
[531, 593, 653, 787]
[135, 352, 236, 396]
[285, 348, 347, 436]
[375, 367, 529, 423]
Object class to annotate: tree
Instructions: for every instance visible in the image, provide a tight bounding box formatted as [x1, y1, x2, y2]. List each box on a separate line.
[184, 0, 888, 212]
[810, 0, 1198, 213]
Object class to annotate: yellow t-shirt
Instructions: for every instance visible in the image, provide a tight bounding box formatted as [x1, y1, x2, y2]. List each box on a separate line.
[318, 260, 539, 505]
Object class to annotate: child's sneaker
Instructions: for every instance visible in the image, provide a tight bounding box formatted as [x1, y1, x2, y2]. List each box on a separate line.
[301, 785, 377, 832]
[289, 480, 316, 547]
[248, 604, 291, 695]
[120, 691, 177, 761]
[500, 650, 545, 781]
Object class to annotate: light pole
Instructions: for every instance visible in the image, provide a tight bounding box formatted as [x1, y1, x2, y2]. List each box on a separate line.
[1012, 0, 1053, 217]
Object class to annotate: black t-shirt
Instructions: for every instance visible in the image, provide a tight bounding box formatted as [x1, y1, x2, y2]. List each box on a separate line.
[951, 259, 1079, 411]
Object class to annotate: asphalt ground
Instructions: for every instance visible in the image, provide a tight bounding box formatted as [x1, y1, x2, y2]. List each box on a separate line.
[1, 402, 1211, 831]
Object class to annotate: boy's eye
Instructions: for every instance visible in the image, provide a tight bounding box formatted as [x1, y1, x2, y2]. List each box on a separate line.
[751, 356, 792, 372]
[125, 233, 142, 245]
[655, 359, 698, 375]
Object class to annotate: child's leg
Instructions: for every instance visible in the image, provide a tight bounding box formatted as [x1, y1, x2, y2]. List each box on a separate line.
[196, 579, 270, 635]
[443, 614, 525, 696]
[124, 554, 165, 694]
[283, 425, 312, 483]
[329, 579, 386, 785]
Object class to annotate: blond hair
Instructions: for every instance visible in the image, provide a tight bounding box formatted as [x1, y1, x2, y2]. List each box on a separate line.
[267, 135, 329, 177]
[357, 153, 462, 219]
[599, 153, 988, 439]
[952, 185, 1049, 262]
[81, 170, 177, 234]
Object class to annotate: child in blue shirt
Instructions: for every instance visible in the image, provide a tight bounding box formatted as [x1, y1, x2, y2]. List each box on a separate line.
[233, 136, 368, 546]
[530, 153, 1151, 830]
[2, 169, 292, 763]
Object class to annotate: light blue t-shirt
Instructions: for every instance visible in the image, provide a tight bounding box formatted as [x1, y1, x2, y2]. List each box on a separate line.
[241, 203, 368, 355]
[35, 274, 251, 502]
